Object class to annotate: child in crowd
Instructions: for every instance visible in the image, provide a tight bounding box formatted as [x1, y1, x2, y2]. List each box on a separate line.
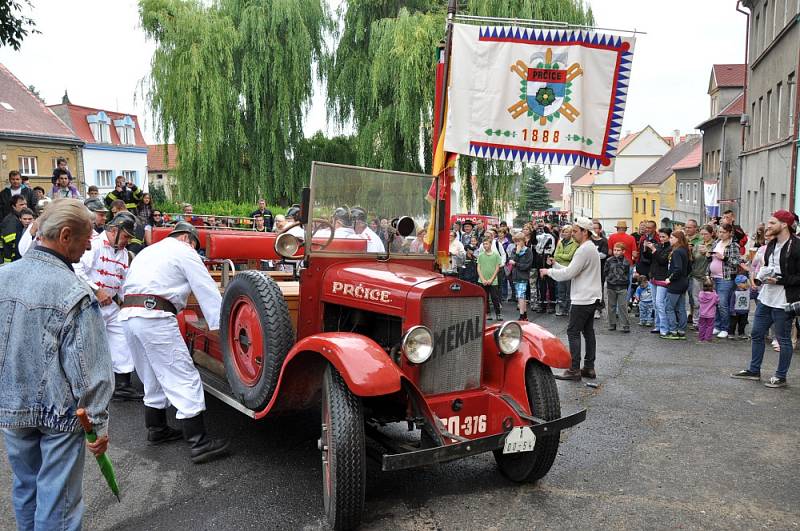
[604, 242, 632, 332]
[477, 238, 503, 321]
[507, 232, 533, 321]
[697, 280, 719, 342]
[634, 275, 654, 327]
[459, 245, 479, 284]
[728, 274, 751, 340]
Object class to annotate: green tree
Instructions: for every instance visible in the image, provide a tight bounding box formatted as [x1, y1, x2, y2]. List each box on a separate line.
[514, 165, 552, 226]
[290, 131, 358, 195]
[139, 0, 330, 205]
[325, 0, 593, 214]
[0, 0, 38, 50]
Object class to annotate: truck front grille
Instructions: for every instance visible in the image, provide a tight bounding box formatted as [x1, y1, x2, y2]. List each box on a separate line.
[418, 296, 483, 395]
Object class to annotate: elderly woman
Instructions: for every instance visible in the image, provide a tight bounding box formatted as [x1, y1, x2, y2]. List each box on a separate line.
[448, 230, 466, 269]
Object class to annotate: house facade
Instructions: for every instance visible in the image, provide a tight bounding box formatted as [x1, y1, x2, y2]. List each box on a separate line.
[697, 64, 745, 219]
[571, 170, 596, 219]
[50, 97, 148, 196]
[147, 144, 178, 200]
[589, 126, 672, 229]
[672, 143, 704, 225]
[0, 64, 84, 191]
[631, 136, 702, 229]
[739, 0, 798, 231]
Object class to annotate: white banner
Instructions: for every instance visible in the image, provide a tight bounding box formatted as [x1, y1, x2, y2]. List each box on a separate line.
[704, 180, 719, 217]
[444, 24, 635, 169]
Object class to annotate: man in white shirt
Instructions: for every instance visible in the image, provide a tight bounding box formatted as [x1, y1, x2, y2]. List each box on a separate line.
[731, 210, 799, 388]
[75, 212, 143, 401]
[120, 222, 229, 463]
[351, 207, 385, 253]
[540, 217, 602, 381]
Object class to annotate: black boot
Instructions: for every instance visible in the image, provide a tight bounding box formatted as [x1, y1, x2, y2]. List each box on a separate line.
[113, 372, 144, 401]
[145, 407, 183, 446]
[182, 413, 230, 464]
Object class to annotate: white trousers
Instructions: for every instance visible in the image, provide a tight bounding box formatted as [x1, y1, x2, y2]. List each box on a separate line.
[101, 305, 135, 374]
[123, 316, 205, 419]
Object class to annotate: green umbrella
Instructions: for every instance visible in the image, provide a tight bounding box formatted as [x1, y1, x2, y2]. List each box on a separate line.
[77, 409, 121, 502]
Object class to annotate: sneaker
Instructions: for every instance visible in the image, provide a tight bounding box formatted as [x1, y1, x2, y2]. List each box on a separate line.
[717, 331, 728, 338]
[727, 333, 737, 340]
[487, 314, 493, 321]
[622, 327, 630, 333]
[555, 312, 565, 317]
[650, 328, 660, 334]
[676, 331, 686, 338]
[608, 325, 616, 331]
[663, 333, 682, 340]
[764, 376, 787, 388]
[688, 323, 697, 331]
[659, 334, 670, 339]
[713, 328, 720, 335]
[645, 322, 654, 327]
[730, 370, 761, 380]
[594, 309, 601, 319]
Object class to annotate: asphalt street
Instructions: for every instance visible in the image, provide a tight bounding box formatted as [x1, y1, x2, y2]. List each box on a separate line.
[1, 302, 799, 530]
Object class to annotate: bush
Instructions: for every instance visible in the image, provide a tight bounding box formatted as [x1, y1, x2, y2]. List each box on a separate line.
[154, 199, 283, 218]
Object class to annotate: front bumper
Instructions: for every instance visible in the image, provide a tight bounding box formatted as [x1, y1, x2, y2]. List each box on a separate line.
[381, 408, 586, 472]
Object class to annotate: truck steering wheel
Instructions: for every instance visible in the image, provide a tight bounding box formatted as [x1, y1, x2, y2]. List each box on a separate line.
[278, 218, 336, 251]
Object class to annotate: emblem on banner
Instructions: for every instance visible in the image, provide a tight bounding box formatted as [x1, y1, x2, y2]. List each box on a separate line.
[507, 48, 583, 126]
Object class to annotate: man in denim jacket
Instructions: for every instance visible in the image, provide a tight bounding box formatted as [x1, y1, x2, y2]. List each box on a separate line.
[0, 199, 113, 530]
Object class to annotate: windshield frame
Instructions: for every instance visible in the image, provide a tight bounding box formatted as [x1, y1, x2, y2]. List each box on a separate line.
[306, 162, 438, 260]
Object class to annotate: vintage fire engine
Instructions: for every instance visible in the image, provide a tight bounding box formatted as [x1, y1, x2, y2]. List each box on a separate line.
[154, 162, 586, 530]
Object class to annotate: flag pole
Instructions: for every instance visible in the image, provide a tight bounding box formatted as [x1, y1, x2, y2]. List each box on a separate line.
[433, 0, 458, 269]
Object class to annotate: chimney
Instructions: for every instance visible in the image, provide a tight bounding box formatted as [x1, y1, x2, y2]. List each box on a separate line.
[62, 90, 70, 105]
[673, 129, 681, 145]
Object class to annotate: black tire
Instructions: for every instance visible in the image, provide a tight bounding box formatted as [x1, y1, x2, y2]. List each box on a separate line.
[220, 270, 294, 410]
[321, 364, 365, 530]
[493, 360, 561, 482]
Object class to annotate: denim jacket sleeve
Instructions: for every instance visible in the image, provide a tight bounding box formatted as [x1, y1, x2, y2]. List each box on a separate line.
[61, 296, 114, 437]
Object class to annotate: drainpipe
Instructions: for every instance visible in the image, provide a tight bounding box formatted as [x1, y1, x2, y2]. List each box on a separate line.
[721, 115, 728, 214]
[736, 1, 750, 152]
[791, 36, 800, 213]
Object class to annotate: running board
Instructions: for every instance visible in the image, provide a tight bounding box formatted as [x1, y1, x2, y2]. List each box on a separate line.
[197, 365, 256, 419]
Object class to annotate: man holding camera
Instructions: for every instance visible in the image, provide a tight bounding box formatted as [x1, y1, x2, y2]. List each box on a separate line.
[104, 175, 143, 212]
[731, 210, 799, 388]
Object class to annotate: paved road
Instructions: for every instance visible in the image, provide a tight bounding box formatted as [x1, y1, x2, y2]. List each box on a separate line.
[2, 303, 799, 530]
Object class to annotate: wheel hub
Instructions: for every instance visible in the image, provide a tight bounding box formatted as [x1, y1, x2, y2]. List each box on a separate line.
[227, 297, 265, 386]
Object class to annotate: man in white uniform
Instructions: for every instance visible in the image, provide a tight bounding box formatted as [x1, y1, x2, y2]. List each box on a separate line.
[351, 207, 385, 253]
[120, 222, 229, 463]
[75, 211, 143, 401]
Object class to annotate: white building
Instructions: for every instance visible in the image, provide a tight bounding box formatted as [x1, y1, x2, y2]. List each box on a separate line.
[50, 97, 148, 196]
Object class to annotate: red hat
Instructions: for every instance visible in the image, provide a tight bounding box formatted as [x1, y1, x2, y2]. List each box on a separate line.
[772, 209, 795, 226]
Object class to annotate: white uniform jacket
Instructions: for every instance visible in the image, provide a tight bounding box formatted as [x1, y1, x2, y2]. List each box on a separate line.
[74, 231, 129, 298]
[356, 227, 385, 253]
[119, 237, 222, 329]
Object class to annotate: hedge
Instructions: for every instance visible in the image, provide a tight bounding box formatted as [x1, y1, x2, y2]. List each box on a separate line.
[155, 200, 284, 218]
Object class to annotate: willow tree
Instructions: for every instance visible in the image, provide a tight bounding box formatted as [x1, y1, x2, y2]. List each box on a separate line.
[140, 0, 329, 204]
[325, 0, 593, 215]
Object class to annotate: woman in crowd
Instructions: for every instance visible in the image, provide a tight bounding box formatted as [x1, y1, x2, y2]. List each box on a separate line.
[662, 229, 690, 339]
[136, 192, 154, 223]
[409, 228, 426, 253]
[448, 230, 465, 269]
[709, 223, 741, 338]
[507, 232, 534, 321]
[646, 227, 672, 334]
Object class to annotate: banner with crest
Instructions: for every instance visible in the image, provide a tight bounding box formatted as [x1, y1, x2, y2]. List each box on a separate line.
[444, 24, 636, 170]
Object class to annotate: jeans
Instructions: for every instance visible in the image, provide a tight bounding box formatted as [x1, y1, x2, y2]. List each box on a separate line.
[3, 427, 85, 531]
[567, 303, 596, 370]
[713, 278, 734, 332]
[652, 282, 668, 331]
[749, 302, 794, 379]
[688, 277, 703, 324]
[556, 280, 571, 314]
[638, 300, 654, 324]
[606, 287, 630, 328]
[664, 291, 687, 334]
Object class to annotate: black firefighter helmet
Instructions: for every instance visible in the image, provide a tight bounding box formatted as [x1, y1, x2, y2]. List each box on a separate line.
[350, 206, 367, 225]
[170, 221, 200, 249]
[286, 205, 301, 221]
[106, 211, 137, 236]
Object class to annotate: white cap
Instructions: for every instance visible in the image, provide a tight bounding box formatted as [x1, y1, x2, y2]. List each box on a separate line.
[574, 216, 593, 231]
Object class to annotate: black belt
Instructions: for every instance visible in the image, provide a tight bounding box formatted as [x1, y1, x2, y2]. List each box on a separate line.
[121, 294, 178, 315]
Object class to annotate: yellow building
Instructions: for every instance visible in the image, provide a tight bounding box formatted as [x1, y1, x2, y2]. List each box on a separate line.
[631, 136, 701, 228]
[0, 64, 84, 191]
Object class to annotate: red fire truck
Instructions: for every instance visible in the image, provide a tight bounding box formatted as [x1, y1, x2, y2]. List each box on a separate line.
[157, 161, 585, 530]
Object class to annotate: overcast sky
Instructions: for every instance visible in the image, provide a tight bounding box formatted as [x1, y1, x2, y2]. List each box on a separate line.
[0, 0, 747, 181]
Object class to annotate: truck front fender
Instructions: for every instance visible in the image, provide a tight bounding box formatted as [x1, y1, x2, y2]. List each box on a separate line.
[287, 333, 403, 397]
[517, 321, 572, 369]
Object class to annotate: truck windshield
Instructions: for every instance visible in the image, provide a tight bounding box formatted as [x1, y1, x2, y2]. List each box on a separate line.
[307, 162, 437, 258]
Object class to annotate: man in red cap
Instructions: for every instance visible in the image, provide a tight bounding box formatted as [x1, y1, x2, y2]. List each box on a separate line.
[731, 210, 799, 388]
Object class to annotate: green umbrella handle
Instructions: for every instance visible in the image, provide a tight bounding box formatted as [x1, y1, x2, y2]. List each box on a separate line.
[76, 409, 98, 443]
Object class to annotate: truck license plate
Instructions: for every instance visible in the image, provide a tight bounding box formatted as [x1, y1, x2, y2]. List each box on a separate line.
[502, 427, 536, 454]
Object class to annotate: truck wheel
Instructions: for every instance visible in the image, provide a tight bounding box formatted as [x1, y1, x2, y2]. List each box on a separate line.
[220, 270, 293, 410]
[320, 364, 365, 530]
[493, 360, 561, 482]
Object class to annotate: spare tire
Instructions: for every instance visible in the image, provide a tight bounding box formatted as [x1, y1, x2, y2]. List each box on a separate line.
[220, 270, 294, 410]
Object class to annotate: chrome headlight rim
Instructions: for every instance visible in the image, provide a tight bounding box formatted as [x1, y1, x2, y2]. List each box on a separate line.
[274, 232, 301, 258]
[402, 325, 434, 364]
[495, 321, 522, 356]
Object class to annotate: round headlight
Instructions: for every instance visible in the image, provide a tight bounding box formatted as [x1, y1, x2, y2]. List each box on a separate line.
[496, 321, 522, 356]
[402, 326, 434, 364]
[275, 232, 300, 258]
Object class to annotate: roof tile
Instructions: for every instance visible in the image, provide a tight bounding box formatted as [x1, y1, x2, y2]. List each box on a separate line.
[713, 64, 746, 88]
[631, 136, 702, 185]
[147, 144, 178, 171]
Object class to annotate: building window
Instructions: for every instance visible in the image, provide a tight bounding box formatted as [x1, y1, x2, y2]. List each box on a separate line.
[763, 1, 770, 49]
[749, 102, 756, 147]
[122, 170, 137, 186]
[754, 13, 761, 57]
[781, 193, 787, 209]
[51, 157, 68, 169]
[635, 198, 639, 213]
[652, 200, 656, 216]
[776, 82, 783, 138]
[758, 96, 764, 146]
[18, 156, 37, 176]
[711, 95, 718, 116]
[157, 173, 163, 180]
[678, 183, 685, 203]
[96, 170, 113, 187]
[766, 89, 773, 142]
[88, 111, 111, 143]
[789, 73, 796, 133]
